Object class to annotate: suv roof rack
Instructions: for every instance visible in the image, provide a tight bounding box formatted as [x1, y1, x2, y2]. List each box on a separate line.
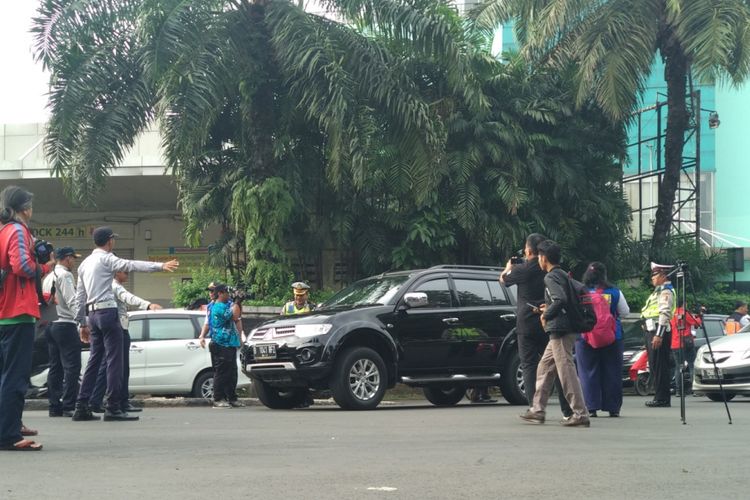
[428, 265, 503, 272]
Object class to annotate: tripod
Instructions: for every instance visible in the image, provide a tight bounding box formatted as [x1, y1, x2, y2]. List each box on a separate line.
[670, 262, 732, 424]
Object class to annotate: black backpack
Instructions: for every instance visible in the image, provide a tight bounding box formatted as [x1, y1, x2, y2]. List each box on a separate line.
[565, 277, 597, 333]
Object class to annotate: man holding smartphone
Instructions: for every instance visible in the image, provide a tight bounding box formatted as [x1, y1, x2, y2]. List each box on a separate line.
[500, 233, 572, 418]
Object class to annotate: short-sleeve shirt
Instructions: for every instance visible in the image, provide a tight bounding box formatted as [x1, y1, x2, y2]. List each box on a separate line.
[210, 301, 239, 348]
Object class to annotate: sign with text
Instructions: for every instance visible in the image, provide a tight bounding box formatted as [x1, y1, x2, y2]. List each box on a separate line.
[30, 225, 95, 240]
[147, 246, 210, 271]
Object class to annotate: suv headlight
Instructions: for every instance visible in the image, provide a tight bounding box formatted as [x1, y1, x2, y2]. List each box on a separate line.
[295, 324, 333, 338]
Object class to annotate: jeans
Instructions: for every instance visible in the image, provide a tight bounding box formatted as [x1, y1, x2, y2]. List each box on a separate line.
[517, 330, 573, 416]
[77, 309, 124, 411]
[531, 334, 588, 419]
[0, 323, 34, 446]
[209, 342, 237, 402]
[46, 322, 82, 412]
[575, 337, 623, 413]
[90, 329, 131, 409]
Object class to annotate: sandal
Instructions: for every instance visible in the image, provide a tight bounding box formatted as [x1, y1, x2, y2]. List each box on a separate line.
[21, 425, 38, 437]
[1, 439, 43, 451]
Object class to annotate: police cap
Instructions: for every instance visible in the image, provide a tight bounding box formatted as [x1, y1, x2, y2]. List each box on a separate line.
[292, 282, 310, 295]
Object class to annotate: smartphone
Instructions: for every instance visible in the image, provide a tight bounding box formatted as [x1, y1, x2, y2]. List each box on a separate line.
[526, 302, 540, 312]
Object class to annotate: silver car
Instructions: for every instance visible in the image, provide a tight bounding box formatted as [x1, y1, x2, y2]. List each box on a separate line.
[693, 331, 750, 401]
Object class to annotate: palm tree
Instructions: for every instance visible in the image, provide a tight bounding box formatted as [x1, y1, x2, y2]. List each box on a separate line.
[33, 0, 488, 202]
[473, 0, 750, 255]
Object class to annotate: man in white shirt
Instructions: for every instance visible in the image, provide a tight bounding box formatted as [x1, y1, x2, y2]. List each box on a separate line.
[88, 270, 162, 413]
[46, 247, 81, 417]
[72, 227, 178, 422]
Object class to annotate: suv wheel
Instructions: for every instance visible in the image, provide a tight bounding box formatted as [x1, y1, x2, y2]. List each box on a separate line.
[706, 392, 735, 402]
[423, 384, 466, 406]
[500, 349, 527, 405]
[192, 371, 214, 400]
[255, 380, 308, 409]
[330, 347, 386, 410]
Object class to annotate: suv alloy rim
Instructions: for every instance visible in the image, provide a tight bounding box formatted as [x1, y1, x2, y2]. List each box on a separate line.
[349, 359, 381, 401]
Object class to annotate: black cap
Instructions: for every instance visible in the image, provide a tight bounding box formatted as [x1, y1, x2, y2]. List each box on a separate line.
[55, 246, 81, 260]
[93, 226, 119, 246]
[213, 283, 229, 293]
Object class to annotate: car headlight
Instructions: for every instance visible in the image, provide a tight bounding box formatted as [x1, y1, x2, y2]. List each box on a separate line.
[294, 324, 333, 338]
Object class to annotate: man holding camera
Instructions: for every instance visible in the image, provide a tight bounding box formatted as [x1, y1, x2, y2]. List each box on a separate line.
[46, 247, 82, 418]
[72, 227, 178, 422]
[500, 233, 572, 417]
[0, 185, 53, 451]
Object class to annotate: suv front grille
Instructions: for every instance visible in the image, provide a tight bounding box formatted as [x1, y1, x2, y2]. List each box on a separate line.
[273, 326, 296, 337]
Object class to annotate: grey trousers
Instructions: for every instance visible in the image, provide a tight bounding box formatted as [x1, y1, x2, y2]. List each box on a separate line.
[531, 334, 589, 418]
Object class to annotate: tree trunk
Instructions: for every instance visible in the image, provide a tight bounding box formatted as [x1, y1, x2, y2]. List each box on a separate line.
[650, 41, 689, 258]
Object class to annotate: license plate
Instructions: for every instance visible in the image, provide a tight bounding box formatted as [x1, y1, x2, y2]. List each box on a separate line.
[253, 344, 277, 360]
[703, 368, 722, 379]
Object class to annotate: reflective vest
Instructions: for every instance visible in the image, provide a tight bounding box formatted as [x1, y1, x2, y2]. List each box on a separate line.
[640, 283, 676, 319]
[282, 301, 313, 315]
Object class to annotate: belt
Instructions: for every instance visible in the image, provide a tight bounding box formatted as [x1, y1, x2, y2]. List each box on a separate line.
[90, 300, 118, 311]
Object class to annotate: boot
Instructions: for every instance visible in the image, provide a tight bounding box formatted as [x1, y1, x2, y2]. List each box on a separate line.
[71, 402, 101, 421]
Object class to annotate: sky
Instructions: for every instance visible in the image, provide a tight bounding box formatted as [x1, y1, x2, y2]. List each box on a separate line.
[0, 2, 49, 124]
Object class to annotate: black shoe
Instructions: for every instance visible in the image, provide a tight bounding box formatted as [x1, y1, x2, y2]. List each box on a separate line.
[90, 405, 105, 414]
[72, 404, 101, 421]
[103, 410, 139, 421]
[124, 404, 142, 413]
[589, 410, 598, 417]
[62, 410, 74, 417]
[49, 409, 63, 417]
[645, 400, 671, 408]
[609, 412, 620, 417]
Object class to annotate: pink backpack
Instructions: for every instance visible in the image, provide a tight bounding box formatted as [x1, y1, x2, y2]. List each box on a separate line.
[581, 289, 616, 348]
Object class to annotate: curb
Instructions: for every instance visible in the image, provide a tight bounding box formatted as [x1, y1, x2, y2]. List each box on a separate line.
[24, 396, 400, 410]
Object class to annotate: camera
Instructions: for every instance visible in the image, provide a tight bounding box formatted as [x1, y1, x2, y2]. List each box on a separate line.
[229, 286, 247, 305]
[510, 249, 524, 265]
[33, 240, 54, 264]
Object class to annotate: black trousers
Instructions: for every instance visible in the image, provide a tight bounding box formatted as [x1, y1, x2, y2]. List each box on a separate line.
[209, 342, 238, 402]
[517, 330, 573, 416]
[646, 330, 673, 402]
[90, 329, 131, 409]
[46, 322, 82, 412]
[77, 309, 124, 411]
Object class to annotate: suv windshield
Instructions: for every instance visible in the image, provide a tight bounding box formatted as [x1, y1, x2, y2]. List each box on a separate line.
[320, 275, 411, 308]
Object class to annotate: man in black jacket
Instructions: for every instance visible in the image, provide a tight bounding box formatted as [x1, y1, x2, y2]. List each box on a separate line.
[519, 240, 589, 428]
[501, 234, 572, 417]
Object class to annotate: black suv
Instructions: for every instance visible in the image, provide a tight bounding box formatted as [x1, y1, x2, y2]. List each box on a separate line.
[240, 265, 526, 410]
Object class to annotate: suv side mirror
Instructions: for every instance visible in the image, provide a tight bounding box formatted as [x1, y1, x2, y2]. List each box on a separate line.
[403, 292, 428, 309]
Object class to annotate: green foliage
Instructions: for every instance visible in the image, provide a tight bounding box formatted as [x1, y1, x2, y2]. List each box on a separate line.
[471, 0, 750, 254]
[170, 265, 225, 308]
[621, 283, 750, 317]
[610, 238, 729, 292]
[243, 261, 294, 305]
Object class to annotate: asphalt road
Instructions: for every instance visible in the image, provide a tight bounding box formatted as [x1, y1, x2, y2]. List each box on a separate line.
[2, 395, 748, 500]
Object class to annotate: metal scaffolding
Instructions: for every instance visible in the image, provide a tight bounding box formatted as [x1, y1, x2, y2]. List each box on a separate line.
[622, 90, 702, 246]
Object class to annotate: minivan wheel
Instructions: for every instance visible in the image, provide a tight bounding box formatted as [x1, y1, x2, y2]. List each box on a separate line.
[706, 392, 735, 402]
[192, 371, 214, 400]
[330, 347, 386, 410]
[424, 384, 466, 406]
[500, 349, 527, 405]
[254, 380, 308, 409]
